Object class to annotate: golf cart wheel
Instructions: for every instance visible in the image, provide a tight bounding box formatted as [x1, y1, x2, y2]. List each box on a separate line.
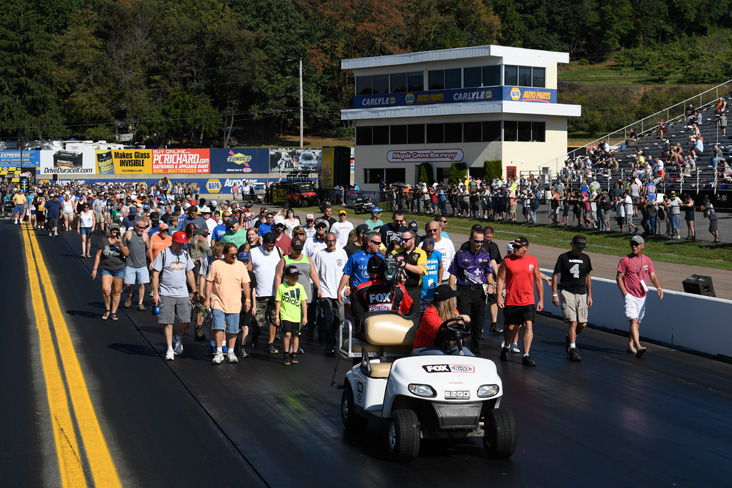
[342, 384, 368, 432]
[387, 409, 420, 461]
[483, 408, 517, 459]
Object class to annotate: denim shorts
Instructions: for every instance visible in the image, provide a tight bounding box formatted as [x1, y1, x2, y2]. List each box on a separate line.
[212, 308, 241, 334]
[80, 227, 92, 237]
[101, 268, 125, 279]
[124, 266, 150, 285]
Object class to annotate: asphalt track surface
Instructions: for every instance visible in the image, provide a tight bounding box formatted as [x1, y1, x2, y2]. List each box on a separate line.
[2, 220, 731, 487]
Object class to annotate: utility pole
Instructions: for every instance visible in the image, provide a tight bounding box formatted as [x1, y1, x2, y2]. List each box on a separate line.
[299, 58, 304, 150]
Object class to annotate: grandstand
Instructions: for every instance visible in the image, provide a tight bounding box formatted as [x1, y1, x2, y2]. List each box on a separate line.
[535, 81, 732, 208]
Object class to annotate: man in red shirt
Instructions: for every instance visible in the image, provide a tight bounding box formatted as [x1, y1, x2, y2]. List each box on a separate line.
[496, 236, 544, 366]
[616, 235, 663, 358]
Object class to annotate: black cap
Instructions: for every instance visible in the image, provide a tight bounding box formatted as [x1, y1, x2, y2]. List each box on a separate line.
[513, 236, 529, 248]
[433, 284, 455, 302]
[471, 224, 483, 232]
[356, 223, 369, 234]
[150, 211, 161, 221]
[262, 232, 277, 245]
[367, 255, 385, 273]
[292, 238, 304, 251]
[408, 220, 419, 232]
[226, 216, 238, 227]
[284, 265, 300, 277]
[572, 235, 587, 248]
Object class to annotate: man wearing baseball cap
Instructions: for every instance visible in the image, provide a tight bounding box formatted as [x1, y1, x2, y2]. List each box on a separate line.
[496, 236, 544, 366]
[616, 235, 663, 358]
[304, 214, 316, 239]
[331, 209, 354, 248]
[151, 230, 198, 361]
[220, 216, 247, 249]
[552, 235, 593, 362]
[365, 206, 383, 231]
[345, 224, 369, 256]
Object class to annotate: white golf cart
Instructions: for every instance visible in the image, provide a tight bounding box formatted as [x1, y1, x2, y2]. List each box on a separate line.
[338, 312, 517, 461]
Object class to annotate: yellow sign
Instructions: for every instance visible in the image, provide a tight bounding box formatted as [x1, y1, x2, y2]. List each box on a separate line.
[206, 179, 221, 193]
[96, 149, 152, 174]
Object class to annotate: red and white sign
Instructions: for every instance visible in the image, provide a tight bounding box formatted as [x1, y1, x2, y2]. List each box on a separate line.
[387, 149, 463, 163]
[152, 149, 210, 174]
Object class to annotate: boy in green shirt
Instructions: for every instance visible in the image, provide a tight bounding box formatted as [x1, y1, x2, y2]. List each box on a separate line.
[275, 265, 308, 365]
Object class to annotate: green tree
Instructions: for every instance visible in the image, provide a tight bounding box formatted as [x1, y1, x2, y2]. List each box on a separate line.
[448, 162, 467, 185]
[0, 0, 65, 140]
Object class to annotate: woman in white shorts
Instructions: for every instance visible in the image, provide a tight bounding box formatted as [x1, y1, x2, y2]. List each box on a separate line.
[77, 203, 96, 257]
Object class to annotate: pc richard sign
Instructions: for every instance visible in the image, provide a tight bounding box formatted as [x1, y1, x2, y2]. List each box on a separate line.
[387, 149, 463, 163]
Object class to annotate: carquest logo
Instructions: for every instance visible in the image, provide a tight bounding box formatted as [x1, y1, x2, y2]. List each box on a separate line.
[206, 179, 221, 193]
[510, 87, 521, 100]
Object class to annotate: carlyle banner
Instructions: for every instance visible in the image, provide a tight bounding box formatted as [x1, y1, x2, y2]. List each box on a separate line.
[209, 148, 269, 173]
[96, 149, 152, 174]
[152, 149, 210, 174]
[353, 86, 556, 109]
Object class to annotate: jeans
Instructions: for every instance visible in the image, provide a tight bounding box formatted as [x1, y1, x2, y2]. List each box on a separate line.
[649, 216, 657, 235]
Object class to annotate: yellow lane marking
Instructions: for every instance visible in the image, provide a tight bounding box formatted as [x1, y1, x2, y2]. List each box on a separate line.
[22, 226, 87, 488]
[24, 224, 122, 488]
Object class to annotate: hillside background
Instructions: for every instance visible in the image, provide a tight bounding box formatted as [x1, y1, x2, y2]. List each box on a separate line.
[3, 0, 732, 147]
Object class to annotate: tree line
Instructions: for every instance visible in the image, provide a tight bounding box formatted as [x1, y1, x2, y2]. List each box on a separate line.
[2, 0, 732, 145]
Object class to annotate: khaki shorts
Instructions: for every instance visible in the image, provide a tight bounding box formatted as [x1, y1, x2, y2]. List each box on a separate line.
[560, 290, 589, 324]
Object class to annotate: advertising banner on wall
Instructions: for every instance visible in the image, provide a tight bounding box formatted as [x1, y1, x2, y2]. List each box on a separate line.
[152, 149, 210, 174]
[96, 149, 152, 175]
[39, 148, 97, 175]
[209, 148, 269, 174]
[269, 148, 322, 173]
[353, 86, 556, 108]
[0, 150, 41, 168]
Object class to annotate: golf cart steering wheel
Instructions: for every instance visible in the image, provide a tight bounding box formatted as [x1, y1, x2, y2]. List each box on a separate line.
[438, 317, 470, 340]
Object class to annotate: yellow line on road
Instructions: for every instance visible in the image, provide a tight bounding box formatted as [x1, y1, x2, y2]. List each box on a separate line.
[24, 224, 122, 488]
[22, 226, 86, 487]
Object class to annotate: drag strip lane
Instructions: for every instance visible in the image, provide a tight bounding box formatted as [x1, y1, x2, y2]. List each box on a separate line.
[22, 223, 121, 488]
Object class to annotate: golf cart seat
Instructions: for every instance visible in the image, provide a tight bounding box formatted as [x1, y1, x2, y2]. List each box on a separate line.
[338, 312, 418, 360]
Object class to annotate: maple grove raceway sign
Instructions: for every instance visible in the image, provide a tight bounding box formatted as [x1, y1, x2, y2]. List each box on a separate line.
[386, 149, 464, 163]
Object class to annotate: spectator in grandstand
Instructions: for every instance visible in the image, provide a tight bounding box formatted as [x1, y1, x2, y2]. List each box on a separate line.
[709, 143, 723, 169]
[719, 112, 727, 136]
[680, 194, 696, 241]
[616, 235, 663, 358]
[655, 119, 668, 138]
[701, 198, 720, 243]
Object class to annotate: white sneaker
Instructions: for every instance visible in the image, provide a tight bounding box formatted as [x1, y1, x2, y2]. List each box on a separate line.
[54, 231, 58, 237]
[49, 232, 53, 237]
[226, 350, 238, 363]
[165, 349, 175, 361]
[510, 343, 521, 353]
[212, 351, 224, 364]
[174, 340, 183, 355]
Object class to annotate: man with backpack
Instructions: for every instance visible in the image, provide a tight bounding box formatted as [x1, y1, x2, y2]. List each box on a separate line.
[151, 231, 198, 361]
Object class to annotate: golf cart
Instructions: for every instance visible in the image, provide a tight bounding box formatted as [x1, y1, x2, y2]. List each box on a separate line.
[338, 312, 517, 461]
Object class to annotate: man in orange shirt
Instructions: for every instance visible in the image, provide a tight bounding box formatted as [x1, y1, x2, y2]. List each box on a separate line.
[496, 236, 544, 366]
[147, 223, 172, 265]
[204, 242, 251, 365]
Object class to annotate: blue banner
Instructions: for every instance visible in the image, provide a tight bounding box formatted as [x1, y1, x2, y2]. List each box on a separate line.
[353, 86, 556, 108]
[0, 150, 41, 168]
[210, 148, 269, 174]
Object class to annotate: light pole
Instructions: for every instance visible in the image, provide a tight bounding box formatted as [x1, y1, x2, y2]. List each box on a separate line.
[299, 58, 303, 150]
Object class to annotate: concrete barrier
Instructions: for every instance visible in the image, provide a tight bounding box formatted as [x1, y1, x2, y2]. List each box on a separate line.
[539, 270, 732, 358]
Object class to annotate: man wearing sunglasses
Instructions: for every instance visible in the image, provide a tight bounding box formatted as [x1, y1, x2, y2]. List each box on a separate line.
[391, 230, 427, 316]
[448, 228, 494, 356]
[123, 219, 151, 311]
[418, 221, 454, 282]
[616, 235, 663, 358]
[497, 236, 543, 366]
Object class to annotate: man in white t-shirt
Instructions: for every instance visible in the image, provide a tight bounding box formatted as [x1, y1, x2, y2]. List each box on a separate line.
[420, 220, 454, 282]
[250, 233, 283, 354]
[330, 210, 354, 248]
[312, 232, 348, 355]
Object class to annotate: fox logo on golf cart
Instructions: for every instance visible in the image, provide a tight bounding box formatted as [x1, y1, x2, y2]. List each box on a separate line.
[422, 364, 475, 373]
